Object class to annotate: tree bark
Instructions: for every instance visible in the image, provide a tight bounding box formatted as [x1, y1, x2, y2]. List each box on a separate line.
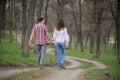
[0, 0, 6, 43]
[90, 1, 96, 54]
[45, 0, 50, 24]
[57, 0, 65, 19]
[37, 0, 43, 18]
[78, 0, 84, 52]
[22, 0, 37, 57]
[116, 0, 120, 63]
[22, 0, 27, 49]
[8, 0, 13, 43]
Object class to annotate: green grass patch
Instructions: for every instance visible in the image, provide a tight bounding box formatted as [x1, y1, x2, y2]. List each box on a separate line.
[79, 62, 94, 69]
[22, 71, 34, 77]
[0, 32, 57, 65]
[74, 61, 94, 69]
[66, 43, 120, 78]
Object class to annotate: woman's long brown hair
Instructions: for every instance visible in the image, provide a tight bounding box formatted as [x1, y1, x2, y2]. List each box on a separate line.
[56, 19, 64, 31]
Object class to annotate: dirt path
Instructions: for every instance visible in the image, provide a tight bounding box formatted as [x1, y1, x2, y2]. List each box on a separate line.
[0, 48, 107, 80]
[41, 49, 106, 80]
[0, 68, 38, 80]
[0, 34, 107, 80]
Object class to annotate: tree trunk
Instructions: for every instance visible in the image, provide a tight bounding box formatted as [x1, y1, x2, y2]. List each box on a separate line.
[90, 1, 96, 55]
[13, 0, 18, 43]
[8, 0, 13, 43]
[95, 9, 103, 58]
[78, 0, 84, 52]
[45, 0, 49, 24]
[0, 0, 6, 43]
[22, 0, 27, 49]
[57, 0, 65, 19]
[116, 0, 120, 63]
[22, 0, 36, 57]
[37, 0, 43, 18]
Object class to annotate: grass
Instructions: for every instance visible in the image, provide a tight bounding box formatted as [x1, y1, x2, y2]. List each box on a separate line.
[0, 31, 120, 79]
[79, 61, 94, 69]
[66, 43, 120, 78]
[74, 61, 94, 69]
[0, 32, 57, 65]
[22, 71, 34, 77]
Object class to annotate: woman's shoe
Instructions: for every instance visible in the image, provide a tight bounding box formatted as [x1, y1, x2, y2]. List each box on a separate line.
[60, 64, 66, 69]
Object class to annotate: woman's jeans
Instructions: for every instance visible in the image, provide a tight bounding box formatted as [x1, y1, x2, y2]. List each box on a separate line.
[55, 42, 66, 69]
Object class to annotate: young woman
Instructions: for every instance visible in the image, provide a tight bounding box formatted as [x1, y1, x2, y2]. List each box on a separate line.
[53, 19, 69, 70]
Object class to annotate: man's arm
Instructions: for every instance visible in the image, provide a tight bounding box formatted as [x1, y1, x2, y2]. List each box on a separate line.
[29, 32, 34, 46]
[47, 32, 50, 40]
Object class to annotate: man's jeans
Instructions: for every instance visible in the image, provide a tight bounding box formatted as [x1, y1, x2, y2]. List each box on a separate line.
[37, 44, 47, 66]
[55, 42, 66, 69]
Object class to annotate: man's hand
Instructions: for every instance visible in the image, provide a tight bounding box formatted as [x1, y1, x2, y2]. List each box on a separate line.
[29, 33, 34, 47]
[28, 41, 31, 47]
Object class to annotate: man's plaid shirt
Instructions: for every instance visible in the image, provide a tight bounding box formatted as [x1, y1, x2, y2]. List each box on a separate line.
[32, 23, 48, 45]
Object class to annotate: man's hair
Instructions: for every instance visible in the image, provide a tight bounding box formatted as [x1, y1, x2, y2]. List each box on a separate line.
[38, 17, 44, 22]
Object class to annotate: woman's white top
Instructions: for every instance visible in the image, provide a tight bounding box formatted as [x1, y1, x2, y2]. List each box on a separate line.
[53, 28, 69, 43]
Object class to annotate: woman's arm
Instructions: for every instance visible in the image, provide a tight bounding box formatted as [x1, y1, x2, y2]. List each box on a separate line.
[53, 28, 56, 40]
[64, 28, 69, 48]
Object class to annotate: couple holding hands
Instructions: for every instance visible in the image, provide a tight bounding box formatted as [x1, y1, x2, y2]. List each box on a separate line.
[29, 17, 69, 70]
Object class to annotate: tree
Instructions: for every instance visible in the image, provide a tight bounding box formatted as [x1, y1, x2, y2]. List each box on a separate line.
[116, 0, 120, 63]
[0, 0, 7, 43]
[57, 0, 66, 19]
[36, 0, 44, 18]
[22, 0, 37, 57]
[90, 0, 96, 55]
[8, 0, 14, 43]
[45, 0, 50, 24]
[21, 0, 27, 49]
[78, 0, 84, 52]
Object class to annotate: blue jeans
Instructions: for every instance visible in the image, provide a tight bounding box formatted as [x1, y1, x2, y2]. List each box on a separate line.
[55, 42, 66, 69]
[37, 44, 47, 66]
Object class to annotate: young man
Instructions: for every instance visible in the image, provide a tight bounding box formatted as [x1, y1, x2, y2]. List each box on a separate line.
[29, 17, 50, 69]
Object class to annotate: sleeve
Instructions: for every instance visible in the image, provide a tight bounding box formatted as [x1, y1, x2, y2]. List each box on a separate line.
[53, 28, 56, 40]
[64, 28, 69, 42]
[32, 25, 36, 34]
[44, 25, 48, 32]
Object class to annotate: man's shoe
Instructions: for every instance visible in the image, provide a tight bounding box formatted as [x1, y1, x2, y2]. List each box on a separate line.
[40, 65, 44, 69]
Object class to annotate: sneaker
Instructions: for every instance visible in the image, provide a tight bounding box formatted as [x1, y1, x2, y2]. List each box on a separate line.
[58, 67, 62, 70]
[40, 65, 44, 69]
[60, 64, 66, 69]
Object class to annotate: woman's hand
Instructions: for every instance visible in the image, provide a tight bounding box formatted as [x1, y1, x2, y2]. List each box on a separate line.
[66, 42, 69, 48]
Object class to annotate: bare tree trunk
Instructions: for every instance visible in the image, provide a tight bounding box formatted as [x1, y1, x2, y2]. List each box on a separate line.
[90, 1, 96, 55]
[95, 8, 103, 58]
[37, 0, 43, 18]
[8, 0, 13, 43]
[13, 0, 18, 42]
[116, 0, 120, 63]
[57, 0, 60, 19]
[0, 0, 6, 43]
[57, 0, 65, 19]
[72, 11, 78, 50]
[22, 0, 36, 57]
[22, 0, 27, 49]
[78, 0, 84, 52]
[45, 0, 49, 24]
